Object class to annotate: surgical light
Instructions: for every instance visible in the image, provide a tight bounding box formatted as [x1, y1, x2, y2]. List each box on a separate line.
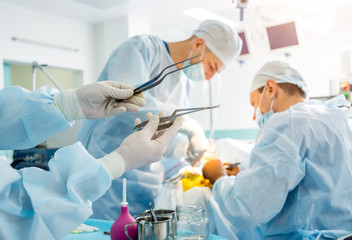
[232, 0, 249, 21]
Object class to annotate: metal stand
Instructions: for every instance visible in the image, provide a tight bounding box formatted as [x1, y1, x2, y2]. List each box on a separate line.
[32, 62, 63, 91]
[208, 80, 215, 141]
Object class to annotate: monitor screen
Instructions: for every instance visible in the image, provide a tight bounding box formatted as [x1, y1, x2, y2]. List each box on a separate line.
[266, 21, 299, 50]
[239, 32, 249, 55]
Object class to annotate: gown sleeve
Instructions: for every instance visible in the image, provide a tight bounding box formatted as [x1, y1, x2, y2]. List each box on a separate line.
[0, 142, 111, 240]
[0, 85, 112, 239]
[98, 36, 174, 113]
[0, 85, 71, 150]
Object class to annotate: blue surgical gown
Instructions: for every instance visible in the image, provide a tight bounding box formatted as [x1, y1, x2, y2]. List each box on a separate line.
[0, 86, 111, 240]
[212, 100, 352, 240]
[76, 35, 193, 219]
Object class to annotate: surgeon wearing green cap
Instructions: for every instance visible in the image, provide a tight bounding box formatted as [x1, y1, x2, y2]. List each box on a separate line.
[203, 61, 352, 239]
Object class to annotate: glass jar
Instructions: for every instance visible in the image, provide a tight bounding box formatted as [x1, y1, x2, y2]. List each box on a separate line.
[175, 204, 209, 239]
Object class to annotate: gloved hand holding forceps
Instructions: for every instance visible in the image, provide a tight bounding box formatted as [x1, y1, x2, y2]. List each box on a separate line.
[0, 80, 182, 240]
[54, 80, 146, 121]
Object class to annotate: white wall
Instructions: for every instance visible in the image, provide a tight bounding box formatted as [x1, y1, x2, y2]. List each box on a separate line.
[2, 2, 352, 132]
[0, 2, 96, 88]
[93, 15, 151, 77]
[93, 7, 352, 132]
[216, 4, 352, 129]
[180, 6, 352, 131]
[94, 16, 129, 75]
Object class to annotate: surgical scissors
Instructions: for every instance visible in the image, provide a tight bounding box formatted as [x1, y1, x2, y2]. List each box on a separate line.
[133, 55, 203, 94]
[134, 105, 220, 131]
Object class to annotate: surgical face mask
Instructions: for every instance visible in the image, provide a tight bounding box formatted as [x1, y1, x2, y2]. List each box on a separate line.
[183, 44, 206, 82]
[255, 87, 275, 128]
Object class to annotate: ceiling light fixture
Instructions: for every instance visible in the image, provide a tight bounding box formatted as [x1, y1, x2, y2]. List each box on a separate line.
[233, 0, 249, 21]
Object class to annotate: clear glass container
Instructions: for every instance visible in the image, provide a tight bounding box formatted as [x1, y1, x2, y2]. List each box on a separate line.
[175, 204, 209, 240]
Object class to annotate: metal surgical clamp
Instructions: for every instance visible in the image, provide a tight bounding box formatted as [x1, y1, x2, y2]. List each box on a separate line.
[133, 55, 203, 95]
[134, 105, 220, 131]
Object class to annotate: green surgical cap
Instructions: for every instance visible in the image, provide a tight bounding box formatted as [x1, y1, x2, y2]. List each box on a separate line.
[193, 19, 242, 67]
[250, 61, 309, 96]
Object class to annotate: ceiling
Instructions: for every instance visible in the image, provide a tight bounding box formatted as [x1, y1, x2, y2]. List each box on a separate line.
[0, 0, 243, 24]
[1, 0, 352, 30]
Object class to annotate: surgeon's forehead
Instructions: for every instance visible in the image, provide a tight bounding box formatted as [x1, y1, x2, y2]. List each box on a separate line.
[206, 48, 224, 72]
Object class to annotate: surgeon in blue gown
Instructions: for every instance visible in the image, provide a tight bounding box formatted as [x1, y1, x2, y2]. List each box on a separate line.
[76, 19, 243, 219]
[0, 81, 181, 240]
[202, 61, 352, 239]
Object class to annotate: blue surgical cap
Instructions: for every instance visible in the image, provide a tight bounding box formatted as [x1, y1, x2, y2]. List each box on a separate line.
[250, 61, 309, 96]
[193, 19, 242, 68]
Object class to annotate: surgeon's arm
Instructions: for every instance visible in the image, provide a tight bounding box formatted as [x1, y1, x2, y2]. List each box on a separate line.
[0, 142, 111, 240]
[210, 127, 305, 233]
[97, 114, 182, 179]
[0, 86, 71, 150]
[0, 114, 181, 240]
[101, 37, 173, 112]
[54, 81, 145, 121]
[0, 82, 145, 150]
[102, 37, 151, 88]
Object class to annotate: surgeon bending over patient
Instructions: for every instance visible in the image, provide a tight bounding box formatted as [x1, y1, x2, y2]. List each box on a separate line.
[203, 61, 352, 239]
[76, 19, 243, 219]
[0, 81, 181, 240]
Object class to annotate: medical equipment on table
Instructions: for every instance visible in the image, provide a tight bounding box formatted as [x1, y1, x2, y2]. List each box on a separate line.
[133, 55, 203, 95]
[136, 209, 177, 239]
[71, 223, 100, 234]
[149, 202, 158, 222]
[12, 147, 58, 170]
[134, 105, 220, 131]
[125, 215, 171, 240]
[110, 178, 137, 240]
[176, 204, 209, 239]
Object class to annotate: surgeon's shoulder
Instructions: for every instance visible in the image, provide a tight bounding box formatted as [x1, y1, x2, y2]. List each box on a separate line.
[265, 111, 291, 129]
[269, 103, 320, 135]
[127, 34, 162, 50]
[263, 106, 306, 133]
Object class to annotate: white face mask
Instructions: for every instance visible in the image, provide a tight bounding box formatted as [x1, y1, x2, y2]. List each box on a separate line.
[183, 44, 206, 82]
[255, 86, 275, 128]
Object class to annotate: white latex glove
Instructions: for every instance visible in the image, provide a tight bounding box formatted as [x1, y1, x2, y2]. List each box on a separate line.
[179, 116, 208, 158]
[97, 113, 182, 179]
[54, 81, 145, 121]
[163, 133, 189, 158]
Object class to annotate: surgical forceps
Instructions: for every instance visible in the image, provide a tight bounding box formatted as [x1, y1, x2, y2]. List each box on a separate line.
[133, 55, 203, 95]
[134, 105, 220, 131]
